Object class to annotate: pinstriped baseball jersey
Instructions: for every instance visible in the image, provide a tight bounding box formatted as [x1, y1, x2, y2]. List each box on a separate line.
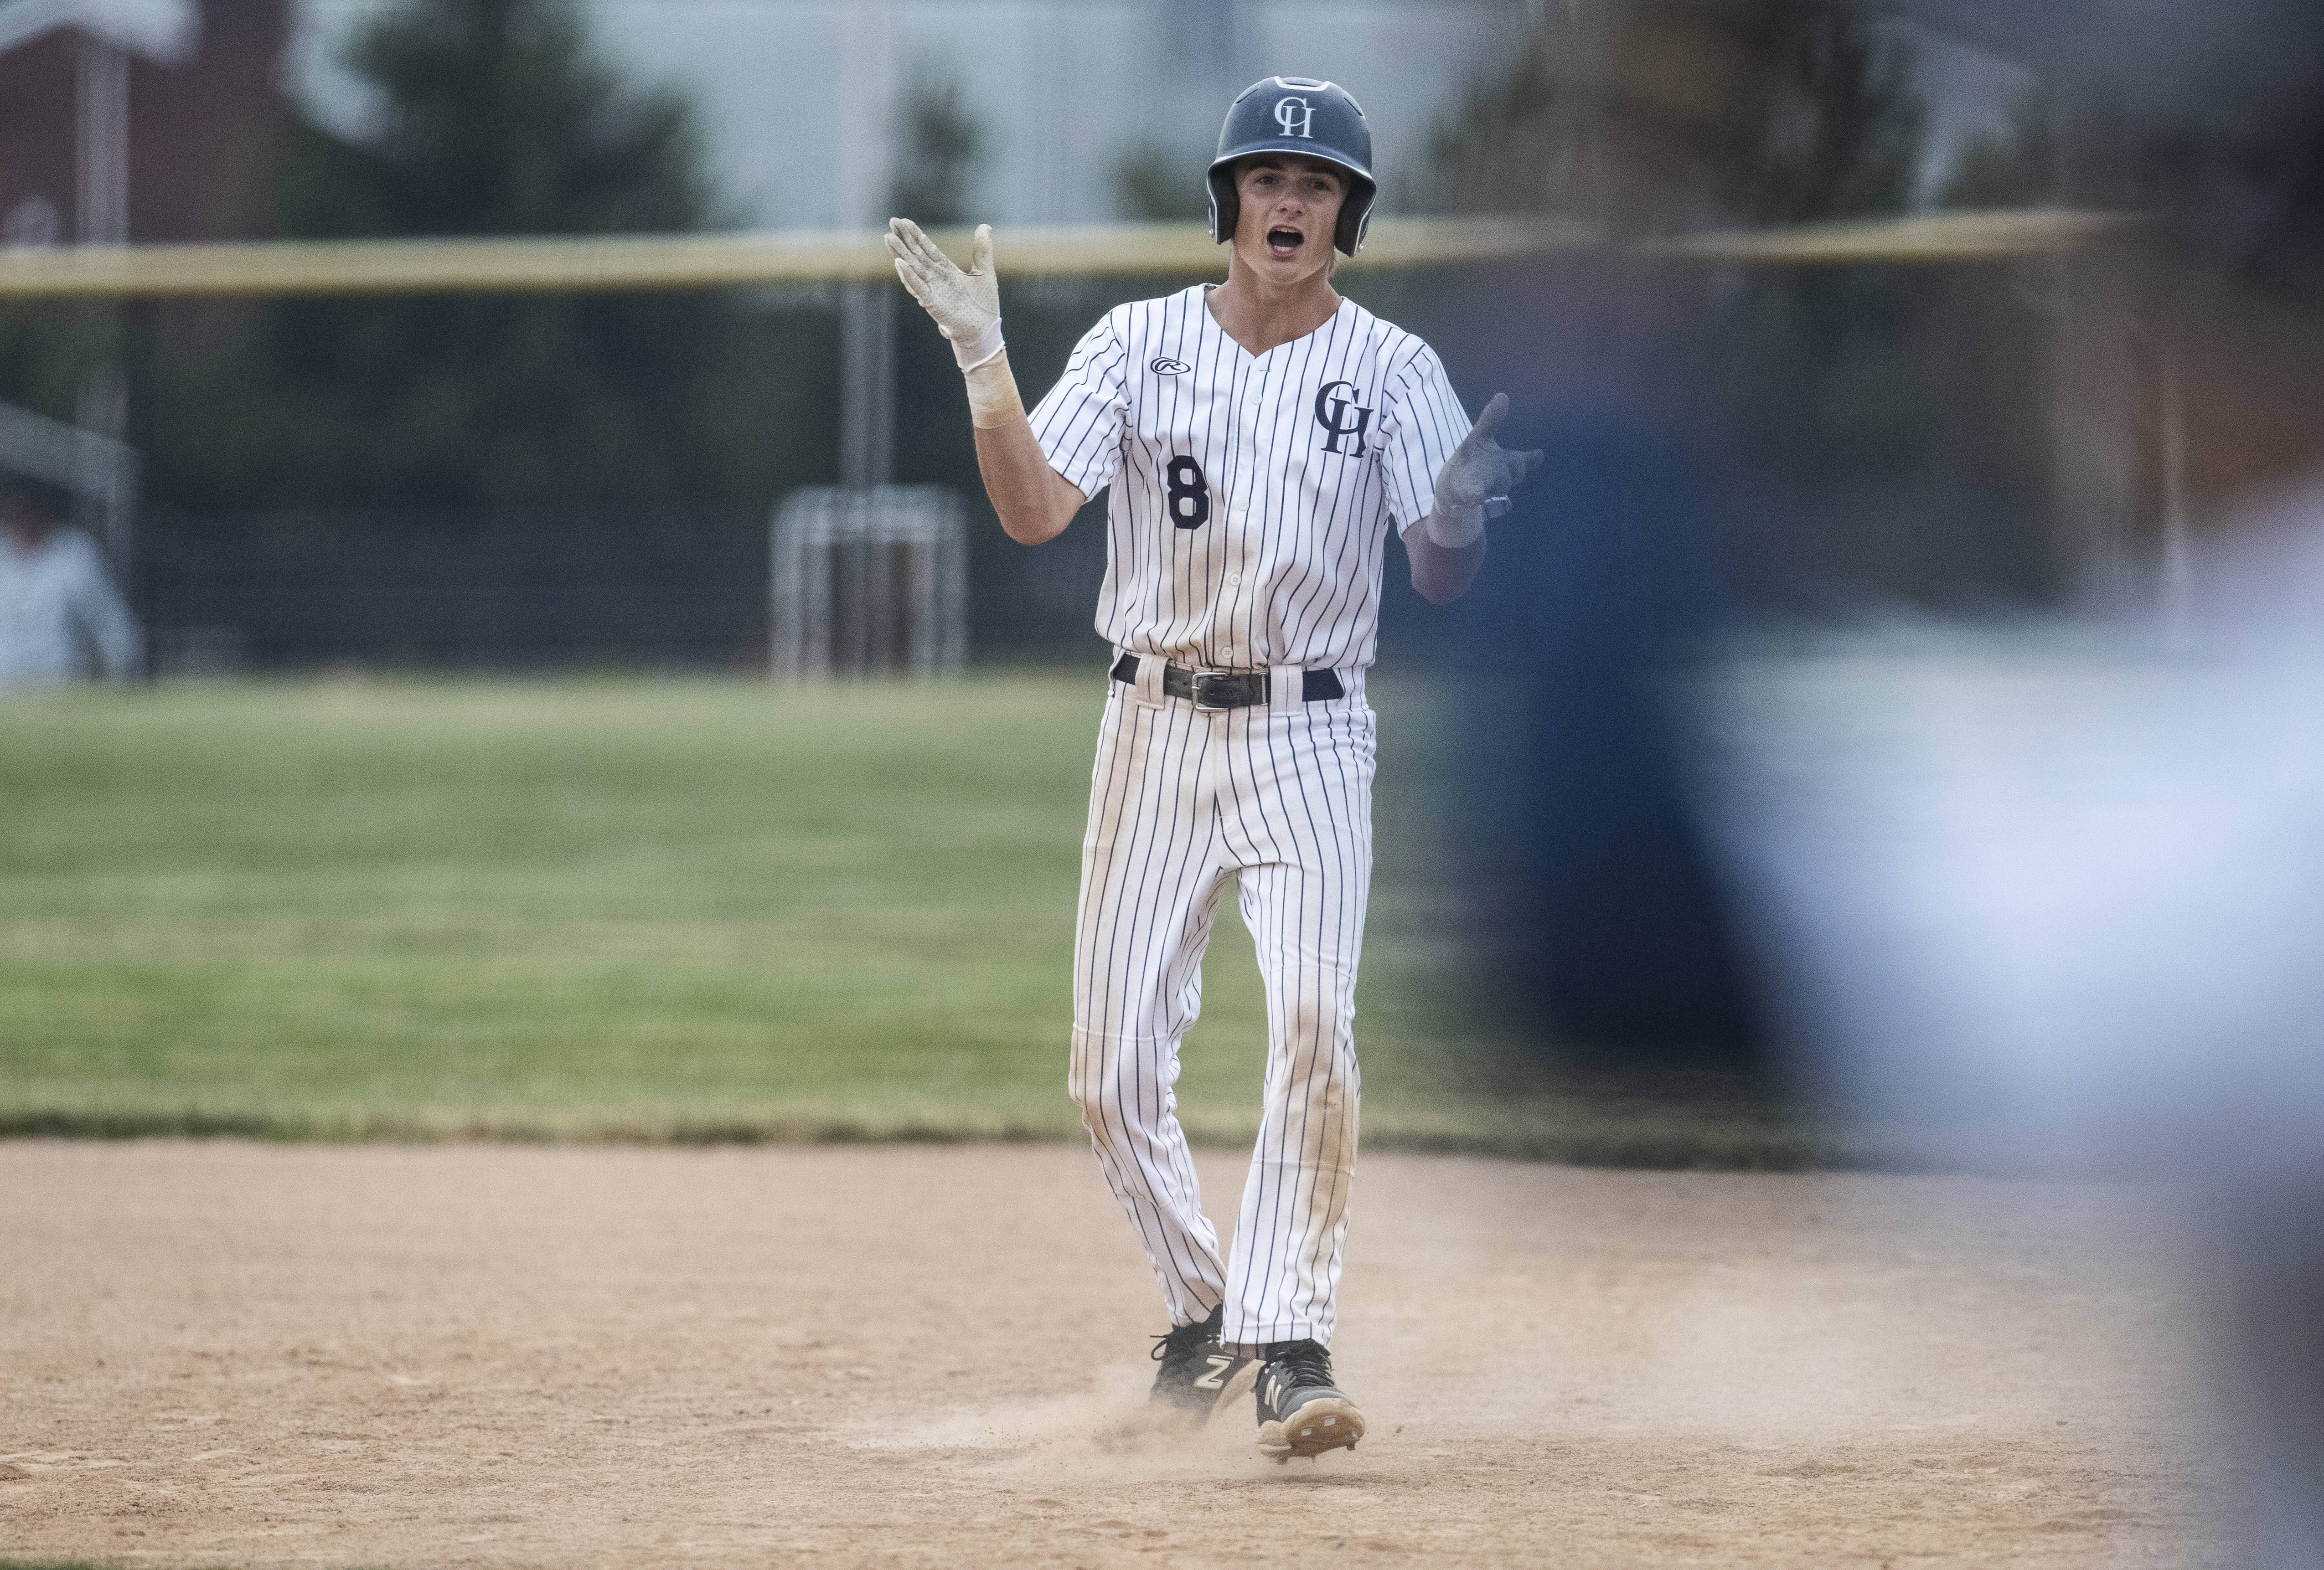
[1028, 283, 1472, 672]
[1030, 282, 1482, 1365]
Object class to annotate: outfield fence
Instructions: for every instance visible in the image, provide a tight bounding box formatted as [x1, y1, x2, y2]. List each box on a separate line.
[33, 208, 2152, 674]
[134, 505, 1115, 673]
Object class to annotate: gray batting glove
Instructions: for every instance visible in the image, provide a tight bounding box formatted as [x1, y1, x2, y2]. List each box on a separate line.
[1426, 393, 1544, 548]
[887, 217, 1004, 370]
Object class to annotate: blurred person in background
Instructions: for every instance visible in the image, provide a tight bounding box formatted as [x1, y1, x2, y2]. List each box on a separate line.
[1697, 3, 2324, 1563]
[0, 474, 142, 690]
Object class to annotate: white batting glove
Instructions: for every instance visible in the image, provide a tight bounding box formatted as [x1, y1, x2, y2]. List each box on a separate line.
[1426, 393, 1544, 548]
[887, 217, 1004, 370]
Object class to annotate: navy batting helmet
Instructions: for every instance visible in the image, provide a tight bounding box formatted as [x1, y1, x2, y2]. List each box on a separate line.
[1208, 77, 1376, 256]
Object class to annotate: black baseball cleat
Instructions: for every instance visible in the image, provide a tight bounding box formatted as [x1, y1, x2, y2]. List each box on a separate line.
[1148, 1305, 1256, 1424]
[1253, 1338, 1364, 1461]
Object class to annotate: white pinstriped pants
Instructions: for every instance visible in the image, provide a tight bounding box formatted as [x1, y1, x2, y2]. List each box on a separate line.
[1069, 661, 1374, 1351]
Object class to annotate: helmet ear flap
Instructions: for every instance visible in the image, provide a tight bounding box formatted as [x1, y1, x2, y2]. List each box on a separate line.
[1208, 166, 1238, 245]
[1335, 176, 1376, 256]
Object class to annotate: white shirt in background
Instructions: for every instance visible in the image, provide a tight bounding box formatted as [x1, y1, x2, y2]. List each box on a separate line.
[0, 526, 143, 688]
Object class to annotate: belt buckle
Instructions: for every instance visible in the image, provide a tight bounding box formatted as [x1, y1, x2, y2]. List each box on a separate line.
[1191, 669, 1250, 712]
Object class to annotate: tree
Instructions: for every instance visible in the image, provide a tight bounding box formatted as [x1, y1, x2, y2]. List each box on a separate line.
[888, 61, 986, 228]
[1111, 143, 1210, 222]
[0, 306, 118, 431]
[155, 0, 782, 510]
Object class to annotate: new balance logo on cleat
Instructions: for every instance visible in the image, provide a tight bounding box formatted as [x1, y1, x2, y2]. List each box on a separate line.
[1147, 1307, 1257, 1426]
[1254, 1338, 1364, 1462]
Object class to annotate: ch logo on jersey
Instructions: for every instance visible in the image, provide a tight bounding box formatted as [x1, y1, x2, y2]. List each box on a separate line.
[1313, 379, 1373, 455]
[1275, 97, 1314, 139]
[1150, 356, 1190, 376]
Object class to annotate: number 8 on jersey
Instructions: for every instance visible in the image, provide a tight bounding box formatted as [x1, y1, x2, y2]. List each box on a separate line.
[1166, 456, 1210, 530]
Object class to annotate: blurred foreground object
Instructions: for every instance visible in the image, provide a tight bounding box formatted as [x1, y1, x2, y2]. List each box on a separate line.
[1702, 514, 2324, 1569]
[0, 469, 141, 686]
[1703, 605, 2324, 1172]
[1428, 0, 1937, 1067]
[1434, 0, 2324, 1073]
[1699, 3, 2324, 1561]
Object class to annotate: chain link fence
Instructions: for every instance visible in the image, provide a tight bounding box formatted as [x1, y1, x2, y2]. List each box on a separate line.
[131, 495, 1116, 674]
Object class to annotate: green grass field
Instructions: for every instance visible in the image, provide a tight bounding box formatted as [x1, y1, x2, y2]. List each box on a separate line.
[0, 673, 1808, 1165]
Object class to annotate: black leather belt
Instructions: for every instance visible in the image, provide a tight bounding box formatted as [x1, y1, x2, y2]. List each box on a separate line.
[1110, 653, 1344, 710]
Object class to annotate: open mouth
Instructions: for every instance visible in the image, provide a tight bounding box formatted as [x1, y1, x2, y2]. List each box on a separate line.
[1266, 227, 1305, 259]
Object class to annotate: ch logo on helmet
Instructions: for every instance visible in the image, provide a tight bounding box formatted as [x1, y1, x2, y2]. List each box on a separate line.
[1275, 97, 1315, 139]
[1150, 357, 1190, 375]
[1313, 379, 1373, 455]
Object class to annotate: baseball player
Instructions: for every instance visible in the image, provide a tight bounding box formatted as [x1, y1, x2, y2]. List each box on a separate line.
[889, 76, 1540, 1461]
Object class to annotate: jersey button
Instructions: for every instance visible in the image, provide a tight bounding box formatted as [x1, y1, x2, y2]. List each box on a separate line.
[1227, 572, 1242, 585]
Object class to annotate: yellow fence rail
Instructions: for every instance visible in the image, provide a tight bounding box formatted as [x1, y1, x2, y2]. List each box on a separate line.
[0, 210, 2140, 299]
[1642, 208, 2147, 263]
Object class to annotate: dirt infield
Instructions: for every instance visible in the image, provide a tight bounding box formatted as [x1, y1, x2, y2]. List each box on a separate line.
[1, 1142, 2221, 1568]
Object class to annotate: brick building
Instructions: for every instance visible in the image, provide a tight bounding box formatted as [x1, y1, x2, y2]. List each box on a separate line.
[0, 0, 289, 247]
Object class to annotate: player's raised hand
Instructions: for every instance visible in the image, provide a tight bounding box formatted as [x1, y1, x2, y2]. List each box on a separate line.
[887, 218, 1004, 369]
[1425, 393, 1544, 548]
